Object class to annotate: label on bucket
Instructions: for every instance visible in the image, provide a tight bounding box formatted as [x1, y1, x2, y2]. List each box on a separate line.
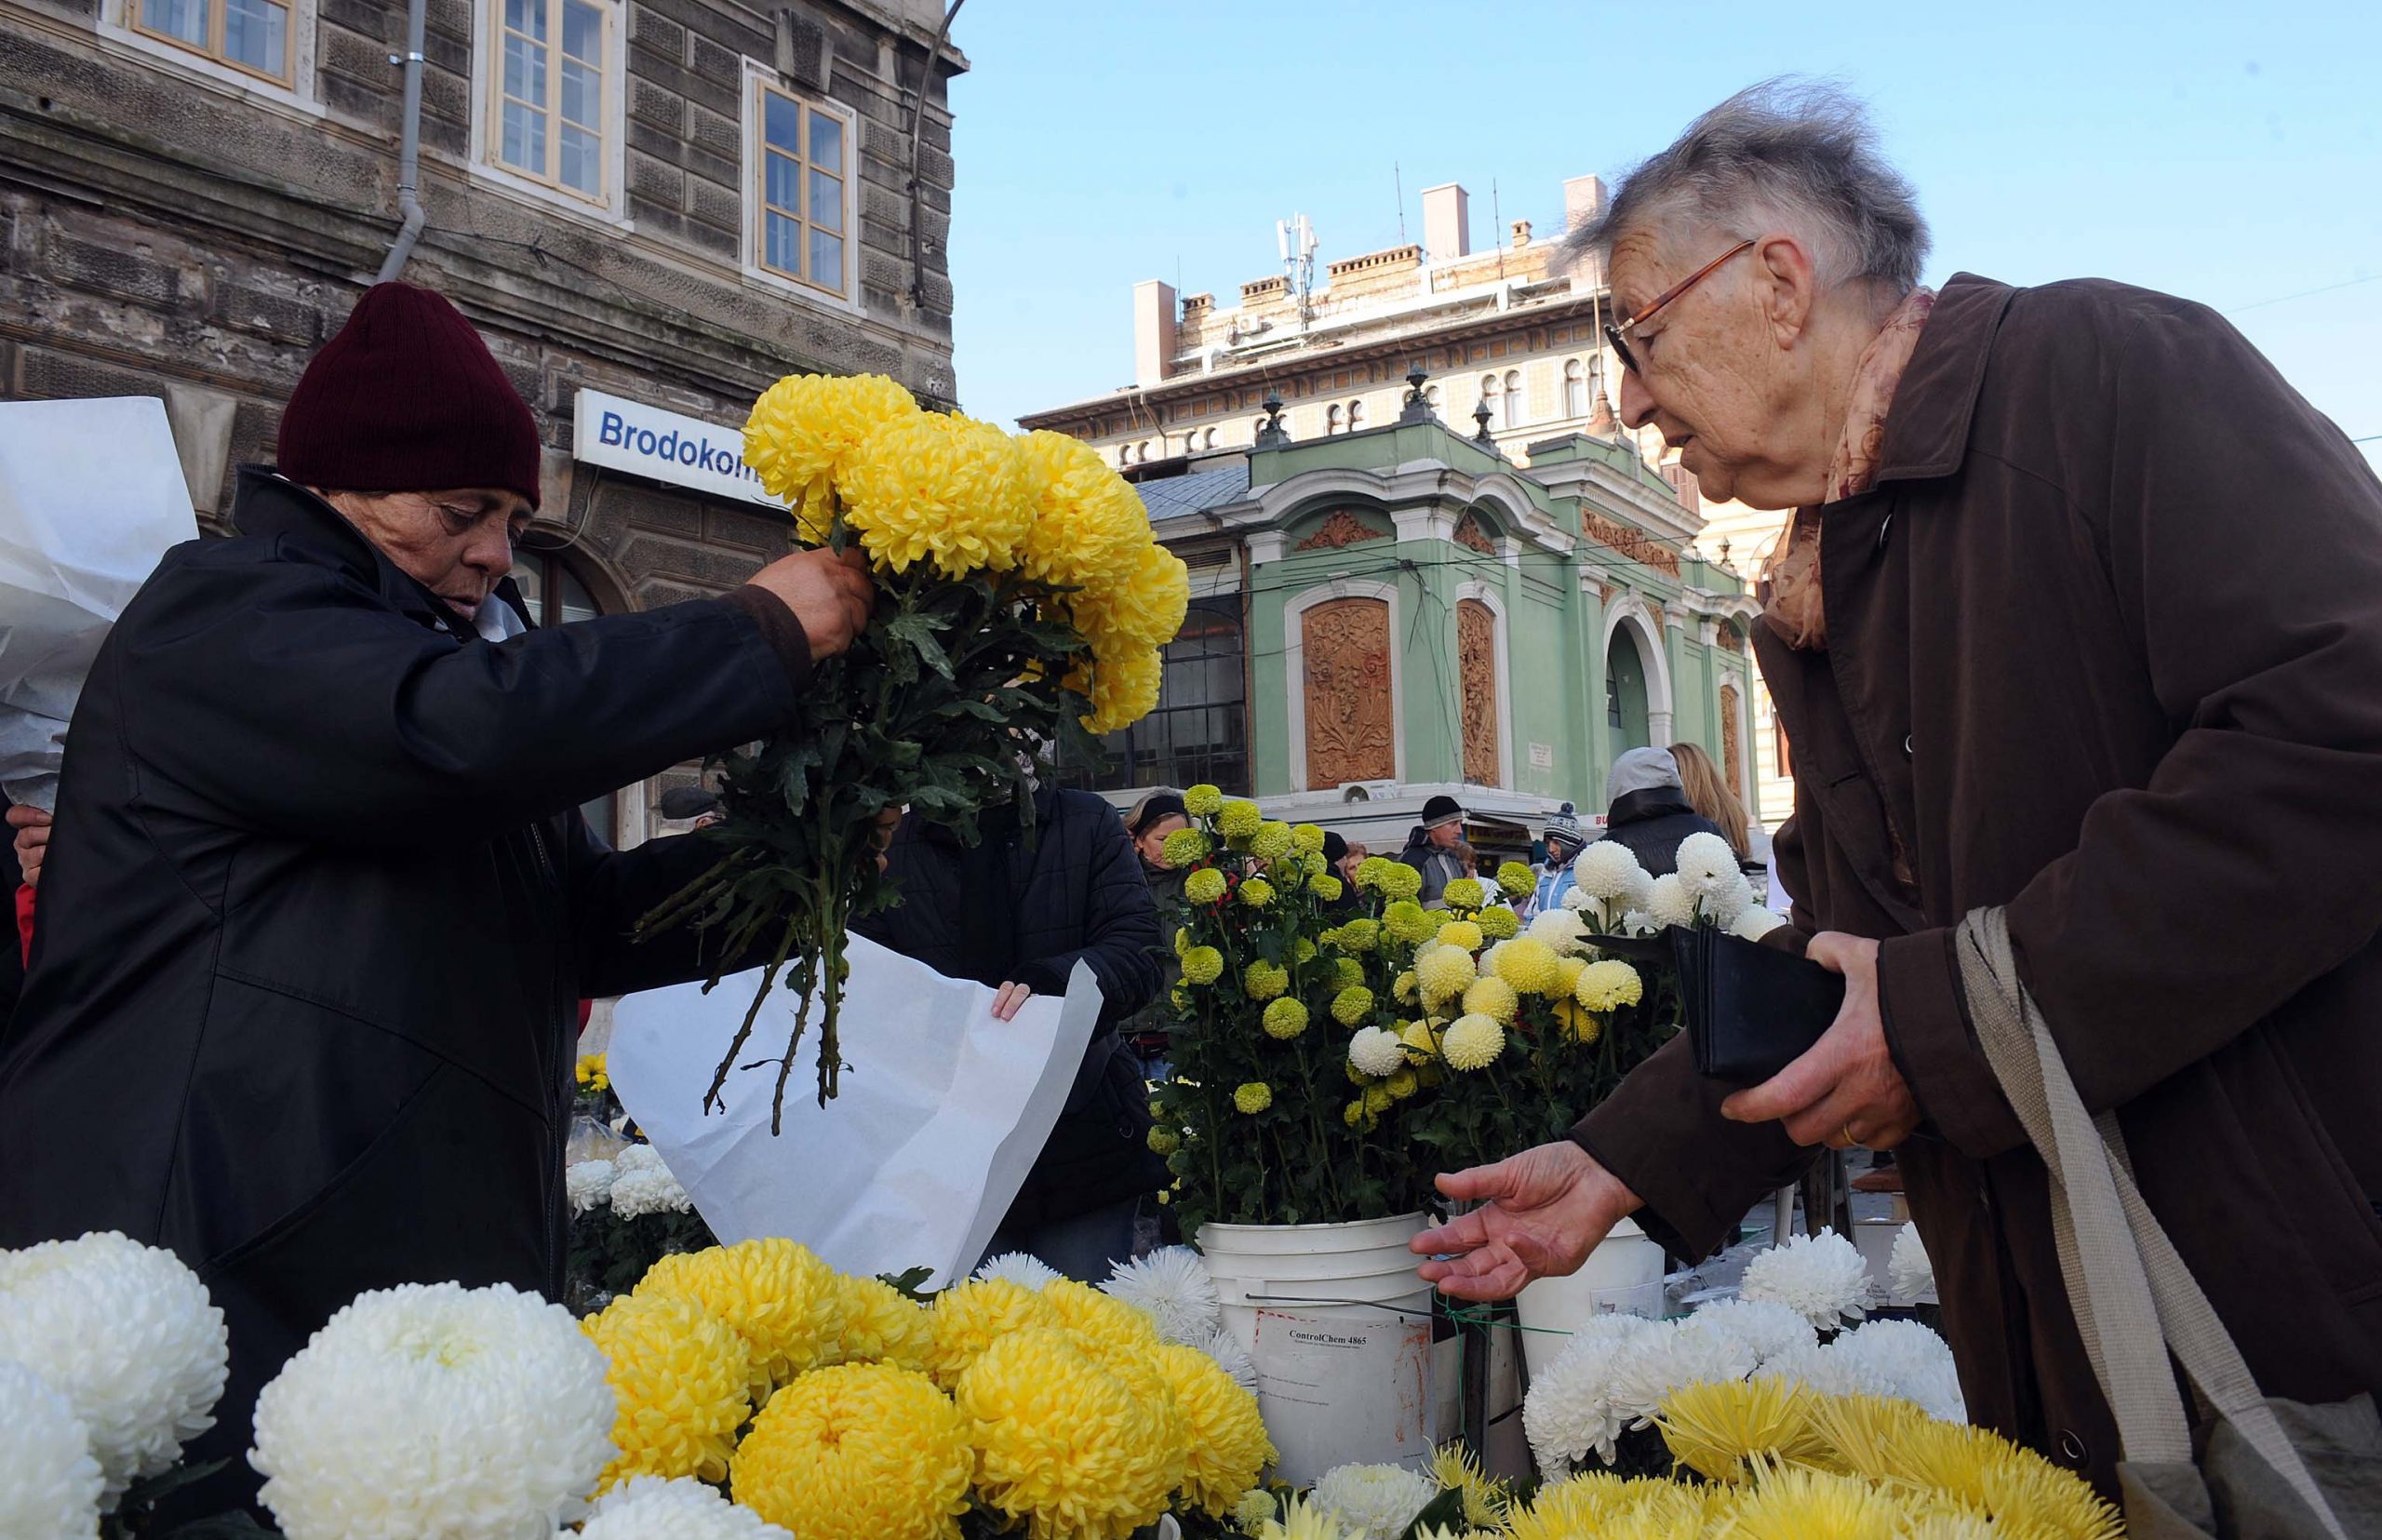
[1250, 1308, 1434, 1487]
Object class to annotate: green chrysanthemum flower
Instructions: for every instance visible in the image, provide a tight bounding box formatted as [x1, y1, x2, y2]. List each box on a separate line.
[1331, 986, 1375, 1026]
[1262, 998, 1310, 1039]
[1181, 946, 1224, 985]
[1184, 783, 1224, 817]
[1441, 877, 1486, 912]
[1184, 868, 1227, 905]
[1217, 800, 1264, 839]
[1161, 827, 1212, 867]
[1250, 823, 1293, 861]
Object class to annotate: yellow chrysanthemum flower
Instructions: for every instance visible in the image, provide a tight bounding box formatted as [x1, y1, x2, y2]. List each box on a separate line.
[582, 1292, 751, 1489]
[1262, 998, 1309, 1039]
[1576, 958, 1645, 1012]
[1291, 824, 1327, 853]
[1375, 864, 1423, 901]
[1361, 1084, 1392, 1114]
[923, 1276, 1053, 1389]
[1440, 877, 1486, 912]
[1217, 799, 1264, 838]
[742, 371, 921, 533]
[1182, 945, 1225, 985]
[1333, 917, 1379, 953]
[1715, 1466, 1902, 1540]
[1294, 937, 1318, 963]
[1462, 975, 1519, 1024]
[1392, 969, 1418, 1004]
[1342, 1098, 1372, 1132]
[1234, 1082, 1274, 1114]
[1155, 1344, 1274, 1517]
[1414, 944, 1478, 1006]
[1184, 783, 1224, 817]
[1012, 429, 1150, 589]
[730, 1362, 973, 1540]
[1147, 1124, 1181, 1156]
[1496, 860, 1538, 899]
[1240, 877, 1277, 908]
[1234, 1487, 1281, 1532]
[1185, 868, 1228, 906]
[1069, 538, 1191, 650]
[1243, 961, 1290, 1000]
[635, 1239, 843, 1399]
[1163, 827, 1213, 868]
[822, 1275, 934, 1373]
[1656, 1377, 1827, 1484]
[1385, 1066, 1419, 1100]
[1082, 642, 1164, 735]
[1383, 901, 1436, 945]
[1259, 1495, 1366, 1540]
[1310, 873, 1345, 902]
[1250, 822, 1294, 860]
[957, 1328, 1184, 1540]
[1554, 954, 1588, 996]
[1430, 1443, 1512, 1529]
[1436, 919, 1484, 953]
[837, 410, 1030, 578]
[1492, 937, 1561, 995]
[1553, 998, 1603, 1044]
[1476, 905, 1520, 941]
[1040, 1279, 1160, 1356]
[1332, 957, 1367, 990]
[1442, 1013, 1505, 1071]
[1400, 1019, 1441, 1057]
[1353, 855, 1394, 890]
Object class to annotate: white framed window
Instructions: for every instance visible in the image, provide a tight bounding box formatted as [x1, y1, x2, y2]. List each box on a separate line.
[471, 0, 626, 224]
[101, 0, 322, 107]
[1347, 399, 1365, 430]
[1563, 358, 1587, 418]
[740, 63, 862, 310]
[1326, 404, 1344, 435]
[1503, 368, 1523, 429]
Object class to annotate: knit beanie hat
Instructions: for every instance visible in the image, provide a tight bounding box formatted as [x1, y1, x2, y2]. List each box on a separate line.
[276, 282, 542, 506]
[1422, 794, 1465, 829]
[1543, 801, 1585, 853]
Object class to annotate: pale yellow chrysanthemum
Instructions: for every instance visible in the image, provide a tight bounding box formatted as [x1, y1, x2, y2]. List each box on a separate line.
[1401, 1019, 1442, 1058]
[837, 411, 1031, 577]
[1461, 975, 1519, 1024]
[1439, 877, 1487, 912]
[1431, 1440, 1512, 1528]
[635, 1239, 844, 1399]
[1234, 1487, 1282, 1532]
[923, 1276, 1053, 1390]
[1552, 998, 1604, 1044]
[1392, 970, 1419, 1004]
[1655, 1376, 1827, 1484]
[1441, 1014, 1505, 1071]
[1414, 945, 1477, 1006]
[1491, 937, 1561, 995]
[729, 1362, 972, 1540]
[1554, 955, 1588, 996]
[1012, 430, 1149, 589]
[1505, 1473, 1702, 1540]
[582, 1293, 752, 1489]
[1714, 1465, 1903, 1540]
[1436, 920, 1484, 953]
[1217, 799, 1265, 838]
[1071, 539, 1191, 649]
[1576, 958, 1645, 1013]
[743, 372, 920, 534]
[957, 1328, 1184, 1540]
[1839, 1407, 2124, 1540]
[821, 1275, 933, 1373]
[1257, 1495, 1363, 1540]
[1184, 783, 1224, 816]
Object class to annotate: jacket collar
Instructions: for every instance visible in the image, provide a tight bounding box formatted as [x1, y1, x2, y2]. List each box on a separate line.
[232, 466, 533, 636]
[1608, 786, 1694, 827]
[1867, 272, 2020, 489]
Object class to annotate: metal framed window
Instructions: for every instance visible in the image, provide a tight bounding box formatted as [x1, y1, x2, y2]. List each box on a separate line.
[1067, 596, 1249, 795]
[133, 0, 293, 84]
[756, 82, 850, 297]
[490, 0, 610, 203]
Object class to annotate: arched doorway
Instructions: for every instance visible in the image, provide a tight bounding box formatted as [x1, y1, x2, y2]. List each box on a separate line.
[512, 547, 622, 844]
[1606, 624, 1651, 752]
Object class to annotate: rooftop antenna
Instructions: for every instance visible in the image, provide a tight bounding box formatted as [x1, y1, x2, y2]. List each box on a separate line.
[1276, 212, 1320, 326]
[1394, 162, 1406, 243]
[1491, 178, 1506, 281]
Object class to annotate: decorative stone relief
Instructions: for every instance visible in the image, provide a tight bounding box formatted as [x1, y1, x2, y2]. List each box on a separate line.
[1453, 512, 1498, 555]
[1581, 508, 1682, 576]
[1457, 598, 1500, 787]
[1294, 510, 1391, 552]
[1302, 597, 1395, 788]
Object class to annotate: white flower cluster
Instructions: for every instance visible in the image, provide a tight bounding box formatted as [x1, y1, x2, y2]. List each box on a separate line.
[1644, 873, 1699, 931]
[973, 1252, 1062, 1291]
[1522, 1313, 1661, 1474]
[1756, 1319, 1966, 1422]
[1346, 1025, 1409, 1079]
[1189, 1322, 1258, 1393]
[1572, 839, 1646, 903]
[250, 1281, 617, 1540]
[0, 1231, 230, 1509]
[1740, 1230, 1876, 1329]
[580, 1477, 794, 1540]
[1525, 907, 1588, 954]
[571, 1144, 693, 1219]
[1889, 1221, 1937, 1305]
[1100, 1246, 1222, 1346]
[1309, 1460, 1441, 1540]
[0, 1359, 105, 1539]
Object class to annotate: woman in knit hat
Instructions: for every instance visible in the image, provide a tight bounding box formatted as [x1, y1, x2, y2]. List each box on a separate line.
[0, 282, 875, 1519]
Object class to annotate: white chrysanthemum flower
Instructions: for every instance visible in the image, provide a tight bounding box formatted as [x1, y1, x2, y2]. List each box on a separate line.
[606, 1163, 691, 1219]
[579, 1476, 793, 1540]
[1605, 1317, 1760, 1431]
[0, 1359, 103, 1539]
[1889, 1221, 1936, 1304]
[1187, 1323, 1258, 1393]
[567, 1159, 616, 1214]
[1572, 840, 1645, 901]
[1827, 1319, 1967, 1423]
[612, 1143, 665, 1175]
[1700, 869, 1757, 928]
[1101, 1246, 1221, 1345]
[0, 1231, 229, 1507]
[1753, 1342, 1894, 1401]
[1729, 905, 1787, 941]
[1618, 909, 1657, 937]
[973, 1252, 1062, 1291]
[1682, 1296, 1819, 1367]
[1346, 1025, 1409, 1079]
[1526, 907, 1587, 954]
[1644, 874, 1697, 931]
[1559, 886, 1593, 912]
[1673, 832, 1740, 897]
[1740, 1231, 1875, 1330]
[1521, 1313, 1658, 1474]
[1310, 1461, 1439, 1540]
[250, 1281, 616, 1540]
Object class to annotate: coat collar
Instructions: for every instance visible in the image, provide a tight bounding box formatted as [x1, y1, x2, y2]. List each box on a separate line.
[1867, 272, 2020, 489]
[231, 466, 533, 636]
[1608, 786, 1694, 828]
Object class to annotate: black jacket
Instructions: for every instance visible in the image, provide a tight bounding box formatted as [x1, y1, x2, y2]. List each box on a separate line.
[858, 786, 1164, 1225]
[0, 471, 809, 1512]
[1398, 826, 1466, 908]
[1602, 787, 1730, 877]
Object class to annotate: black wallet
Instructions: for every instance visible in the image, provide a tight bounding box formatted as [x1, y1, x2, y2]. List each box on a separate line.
[1667, 924, 1846, 1084]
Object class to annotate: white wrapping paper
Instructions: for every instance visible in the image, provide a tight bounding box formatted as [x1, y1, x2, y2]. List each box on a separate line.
[608, 932, 1102, 1286]
[0, 397, 197, 809]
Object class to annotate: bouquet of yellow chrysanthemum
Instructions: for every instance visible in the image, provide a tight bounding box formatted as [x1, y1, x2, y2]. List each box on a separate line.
[642, 375, 1185, 1127]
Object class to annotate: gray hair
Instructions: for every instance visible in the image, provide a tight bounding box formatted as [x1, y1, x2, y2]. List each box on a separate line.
[1561, 78, 1930, 296]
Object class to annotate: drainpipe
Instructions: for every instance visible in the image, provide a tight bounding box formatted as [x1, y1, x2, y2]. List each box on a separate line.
[375, 0, 429, 284]
[905, 0, 963, 313]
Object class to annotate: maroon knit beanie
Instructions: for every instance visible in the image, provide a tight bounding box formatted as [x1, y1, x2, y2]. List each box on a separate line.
[276, 282, 542, 507]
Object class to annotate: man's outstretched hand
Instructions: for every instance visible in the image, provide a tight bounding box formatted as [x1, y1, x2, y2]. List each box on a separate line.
[1410, 1141, 1642, 1300]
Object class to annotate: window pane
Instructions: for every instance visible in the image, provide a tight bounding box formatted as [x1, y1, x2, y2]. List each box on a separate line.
[560, 124, 600, 194]
[223, 0, 285, 73]
[809, 229, 843, 291]
[503, 33, 547, 106]
[808, 112, 843, 175]
[142, 0, 208, 44]
[807, 169, 841, 232]
[764, 91, 801, 154]
[502, 100, 546, 174]
[557, 565, 600, 627]
[765, 211, 800, 274]
[562, 0, 601, 64]
[510, 558, 545, 623]
[561, 57, 599, 127]
[506, 0, 545, 43]
[765, 151, 799, 212]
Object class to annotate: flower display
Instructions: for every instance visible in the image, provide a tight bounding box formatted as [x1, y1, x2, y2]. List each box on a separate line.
[1217, 800, 1264, 839]
[1234, 1489, 1281, 1530]
[1184, 783, 1225, 817]
[1100, 1247, 1221, 1346]
[1491, 936, 1560, 994]
[1740, 1230, 1876, 1330]
[1441, 1014, 1505, 1071]
[1673, 832, 1740, 897]
[1435, 919, 1484, 953]
[1495, 860, 1538, 898]
[1310, 1461, 1441, 1540]
[0, 1231, 229, 1507]
[636, 1239, 844, 1397]
[1826, 1319, 1966, 1423]
[1243, 960, 1290, 1000]
[609, 1157, 693, 1219]
[580, 1477, 793, 1540]
[1310, 873, 1345, 901]
[1330, 985, 1375, 1025]
[584, 1292, 752, 1487]
[1574, 958, 1645, 1013]
[249, 1282, 615, 1540]
[1381, 900, 1436, 944]
[1680, 1296, 1819, 1367]
[1256, 1496, 1365, 1540]
[1643, 873, 1698, 930]
[568, 1158, 617, 1214]
[0, 1359, 103, 1540]
[1189, 1323, 1258, 1393]
[1249, 823, 1294, 860]
[1234, 1082, 1274, 1114]
[1527, 907, 1588, 953]
[1167, 828, 1216, 869]
[1414, 944, 1478, 1005]
[1240, 877, 1277, 907]
[1522, 1313, 1664, 1474]
[730, 1362, 973, 1540]
[1572, 839, 1646, 900]
[957, 1328, 1184, 1540]
[1475, 904, 1520, 941]
[742, 372, 919, 538]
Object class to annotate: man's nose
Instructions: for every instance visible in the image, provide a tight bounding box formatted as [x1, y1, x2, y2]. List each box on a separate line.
[1618, 368, 1657, 431]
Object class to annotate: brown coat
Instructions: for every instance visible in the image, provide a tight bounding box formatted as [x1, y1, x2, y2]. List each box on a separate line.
[1577, 273, 2382, 1495]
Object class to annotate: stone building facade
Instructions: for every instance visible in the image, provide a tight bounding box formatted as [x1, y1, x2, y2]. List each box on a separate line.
[0, 0, 963, 843]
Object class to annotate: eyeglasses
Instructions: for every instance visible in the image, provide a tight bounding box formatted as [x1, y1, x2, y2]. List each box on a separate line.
[1603, 237, 1757, 376]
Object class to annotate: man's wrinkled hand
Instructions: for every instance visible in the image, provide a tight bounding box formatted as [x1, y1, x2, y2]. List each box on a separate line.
[748, 546, 873, 662]
[1409, 1141, 1641, 1301]
[7, 804, 52, 891]
[1720, 931, 1920, 1149]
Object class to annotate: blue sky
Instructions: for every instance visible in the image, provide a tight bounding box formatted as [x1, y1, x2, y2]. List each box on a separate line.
[943, 0, 2382, 472]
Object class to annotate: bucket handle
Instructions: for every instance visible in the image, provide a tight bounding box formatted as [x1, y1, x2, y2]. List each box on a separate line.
[1236, 1288, 1436, 1322]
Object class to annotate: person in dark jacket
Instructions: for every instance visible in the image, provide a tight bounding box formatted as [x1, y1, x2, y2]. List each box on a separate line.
[1398, 793, 1468, 907]
[1599, 745, 1728, 877]
[859, 783, 1164, 1281]
[0, 282, 872, 1516]
[1317, 831, 1363, 917]
[1118, 789, 1190, 1070]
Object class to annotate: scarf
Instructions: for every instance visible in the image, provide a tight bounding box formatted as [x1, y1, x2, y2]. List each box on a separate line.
[1760, 286, 1937, 650]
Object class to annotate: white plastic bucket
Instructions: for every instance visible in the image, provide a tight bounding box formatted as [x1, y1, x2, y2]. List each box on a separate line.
[1512, 1216, 1666, 1378]
[1198, 1213, 1436, 1486]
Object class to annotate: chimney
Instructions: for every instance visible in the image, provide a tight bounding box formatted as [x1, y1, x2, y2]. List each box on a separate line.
[1131, 279, 1177, 388]
[1421, 183, 1470, 265]
[1510, 218, 1532, 248]
[1562, 175, 1606, 233]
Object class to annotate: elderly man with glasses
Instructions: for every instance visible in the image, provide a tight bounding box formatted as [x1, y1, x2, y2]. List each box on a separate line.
[1415, 81, 2382, 1499]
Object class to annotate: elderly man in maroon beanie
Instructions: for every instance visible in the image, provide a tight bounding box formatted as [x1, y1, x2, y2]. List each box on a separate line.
[0, 282, 873, 1513]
